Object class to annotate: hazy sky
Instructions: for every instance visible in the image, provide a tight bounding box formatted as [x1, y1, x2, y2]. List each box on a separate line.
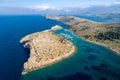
[0, 0, 120, 7]
[0, 0, 120, 15]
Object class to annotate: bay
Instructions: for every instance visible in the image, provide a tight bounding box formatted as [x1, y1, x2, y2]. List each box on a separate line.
[0, 15, 120, 80]
[22, 29, 120, 80]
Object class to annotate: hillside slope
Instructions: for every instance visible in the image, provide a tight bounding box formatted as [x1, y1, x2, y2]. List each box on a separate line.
[47, 16, 120, 54]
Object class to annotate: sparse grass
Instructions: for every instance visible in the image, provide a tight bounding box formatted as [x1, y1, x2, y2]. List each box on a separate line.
[48, 16, 120, 53]
[69, 21, 120, 53]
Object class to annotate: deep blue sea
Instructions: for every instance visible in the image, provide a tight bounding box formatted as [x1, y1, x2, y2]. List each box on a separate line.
[0, 15, 68, 80]
[0, 15, 120, 80]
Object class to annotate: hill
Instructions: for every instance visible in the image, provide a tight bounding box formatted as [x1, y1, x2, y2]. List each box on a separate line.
[47, 16, 120, 54]
[20, 26, 75, 74]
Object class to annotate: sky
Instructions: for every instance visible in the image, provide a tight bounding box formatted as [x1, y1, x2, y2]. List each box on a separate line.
[0, 0, 120, 8]
[0, 0, 120, 15]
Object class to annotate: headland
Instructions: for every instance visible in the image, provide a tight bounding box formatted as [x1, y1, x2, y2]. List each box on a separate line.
[20, 25, 76, 74]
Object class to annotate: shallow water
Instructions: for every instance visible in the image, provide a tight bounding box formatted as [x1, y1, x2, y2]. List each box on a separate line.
[0, 15, 120, 80]
[22, 29, 120, 80]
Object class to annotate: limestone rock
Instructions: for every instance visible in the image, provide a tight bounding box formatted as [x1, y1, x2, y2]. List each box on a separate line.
[20, 27, 75, 74]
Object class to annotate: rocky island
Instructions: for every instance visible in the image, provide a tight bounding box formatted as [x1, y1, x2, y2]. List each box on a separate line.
[20, 26, 75, 74]
[47, 16, 120, 54]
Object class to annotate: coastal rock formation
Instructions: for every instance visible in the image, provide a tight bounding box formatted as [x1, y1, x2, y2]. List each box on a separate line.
[47, 16, 120, 54]
[46, 16, 100, 26]
[20, 26, 75, 74]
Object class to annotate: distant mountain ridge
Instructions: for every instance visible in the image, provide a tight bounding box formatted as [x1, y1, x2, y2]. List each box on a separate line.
[0, 4, 120, 15]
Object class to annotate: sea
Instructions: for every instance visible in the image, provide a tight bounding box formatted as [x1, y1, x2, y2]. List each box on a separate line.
[0, 15, 120, 80]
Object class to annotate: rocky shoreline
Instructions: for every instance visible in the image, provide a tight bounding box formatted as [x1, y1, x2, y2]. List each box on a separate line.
[85, 40, 120, 55]
[20, 26, 76, 75]
[47, 16, 120, 54]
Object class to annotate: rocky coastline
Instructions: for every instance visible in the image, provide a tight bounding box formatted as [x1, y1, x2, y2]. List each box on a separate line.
[20, 26, 76, 74]
[47, 16, 120, 54]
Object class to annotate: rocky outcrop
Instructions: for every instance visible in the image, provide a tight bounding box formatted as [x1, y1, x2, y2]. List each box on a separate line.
[20, 26, 75, 74]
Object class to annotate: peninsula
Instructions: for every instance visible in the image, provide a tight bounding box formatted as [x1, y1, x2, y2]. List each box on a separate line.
[20, 26, 75, 74]
[47, 16, 120, 54]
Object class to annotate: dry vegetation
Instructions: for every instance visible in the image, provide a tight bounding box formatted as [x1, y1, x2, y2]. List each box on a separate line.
[48, 16, 120, 53]
[20, 29, 75, 74]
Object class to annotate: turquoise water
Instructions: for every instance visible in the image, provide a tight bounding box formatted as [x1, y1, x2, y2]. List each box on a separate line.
[0, 15, 120, 80]
[22, 29, 120, 80]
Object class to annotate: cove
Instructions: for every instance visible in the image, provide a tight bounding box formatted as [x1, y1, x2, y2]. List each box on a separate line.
[22, 29, 120, 80]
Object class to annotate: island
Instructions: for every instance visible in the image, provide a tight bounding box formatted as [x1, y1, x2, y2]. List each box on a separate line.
[20, 26, 75, 74]
[47, 16, 120, 54]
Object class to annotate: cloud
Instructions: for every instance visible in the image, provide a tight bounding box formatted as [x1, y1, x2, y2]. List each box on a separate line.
[104, 0, 120, 6]
[81, 5, 91, 9]
[113, 1, 120, 5]
[26, 4, 61, 11]
[0, 0, 15, 2]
